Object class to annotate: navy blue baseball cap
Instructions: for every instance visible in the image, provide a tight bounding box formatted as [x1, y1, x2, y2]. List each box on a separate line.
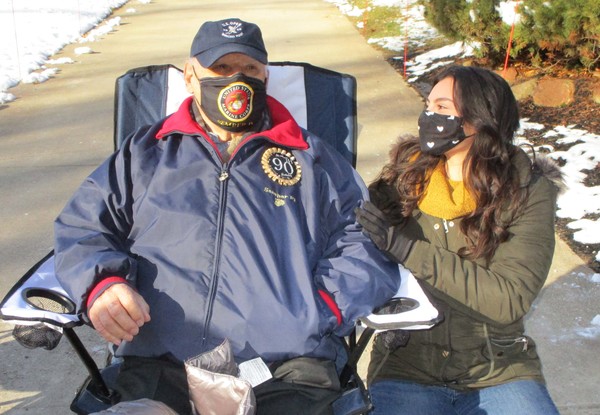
[190, 18, 268, 67]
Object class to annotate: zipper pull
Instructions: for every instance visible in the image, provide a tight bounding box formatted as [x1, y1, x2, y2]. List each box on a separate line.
[442, 219, 449, 234]
[218, 171, 229, 182]
[517, 336, 528, 352]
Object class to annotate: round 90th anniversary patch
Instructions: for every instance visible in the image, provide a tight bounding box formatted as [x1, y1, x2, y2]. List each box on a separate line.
[261, 147, 302, 186]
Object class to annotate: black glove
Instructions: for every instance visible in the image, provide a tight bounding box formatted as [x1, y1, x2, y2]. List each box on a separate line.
[379, 329, 410, 351]
[355, 201, 414, 264]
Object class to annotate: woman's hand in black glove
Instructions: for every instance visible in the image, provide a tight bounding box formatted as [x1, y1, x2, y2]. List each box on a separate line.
[355, 201, 414, 264]
[380, 329, 410, 351]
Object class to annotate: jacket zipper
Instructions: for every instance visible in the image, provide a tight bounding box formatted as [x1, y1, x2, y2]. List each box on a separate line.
[201, 164, 230, 346]
[442, 219, 449, 233]
[515, 336, 529, 351]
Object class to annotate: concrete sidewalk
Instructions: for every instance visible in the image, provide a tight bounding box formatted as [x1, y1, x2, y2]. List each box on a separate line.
[0, 0, 597, 413]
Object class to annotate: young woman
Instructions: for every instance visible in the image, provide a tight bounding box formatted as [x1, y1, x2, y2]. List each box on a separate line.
[356, 66, 563, 414]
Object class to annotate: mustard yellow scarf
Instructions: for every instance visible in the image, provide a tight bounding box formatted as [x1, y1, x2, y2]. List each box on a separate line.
[418, 162, 477, 220]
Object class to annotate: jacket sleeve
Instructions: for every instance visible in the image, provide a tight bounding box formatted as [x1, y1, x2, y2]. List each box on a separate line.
[53, 127, 154, 314]
[403, 175, 559, 325]
[309, 139, 401, 335]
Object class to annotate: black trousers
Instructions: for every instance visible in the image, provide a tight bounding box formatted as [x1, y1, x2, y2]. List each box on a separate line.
[255, 380, 340, 415]
[114, 355, 193, 414]
[114, 355, 341, 415]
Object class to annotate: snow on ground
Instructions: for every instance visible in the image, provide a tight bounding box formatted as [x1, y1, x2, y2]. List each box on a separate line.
[325, 0, 600, 266]
[0, 0, 153, 104]
[0, 0, 598, 279]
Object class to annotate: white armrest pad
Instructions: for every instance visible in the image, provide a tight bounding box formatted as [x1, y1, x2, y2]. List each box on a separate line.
[361, 266, 440, 331]
[0, 256, 80, 327]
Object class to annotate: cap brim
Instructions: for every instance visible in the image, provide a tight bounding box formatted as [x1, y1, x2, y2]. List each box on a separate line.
[195, 44, 268, 67]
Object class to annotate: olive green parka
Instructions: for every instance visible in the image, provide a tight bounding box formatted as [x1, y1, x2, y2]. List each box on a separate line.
[368, 147, 564, 390]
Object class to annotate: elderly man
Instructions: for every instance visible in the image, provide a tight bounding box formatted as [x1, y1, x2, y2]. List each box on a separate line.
[54, 18, 399, 414]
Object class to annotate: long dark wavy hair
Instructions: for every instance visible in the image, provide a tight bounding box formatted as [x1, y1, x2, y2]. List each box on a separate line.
[373, 65, 527, 262]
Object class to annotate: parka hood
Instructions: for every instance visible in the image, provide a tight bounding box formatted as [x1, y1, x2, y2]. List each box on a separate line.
[515, 146, 566, 194]
[531, 154, 566, 195]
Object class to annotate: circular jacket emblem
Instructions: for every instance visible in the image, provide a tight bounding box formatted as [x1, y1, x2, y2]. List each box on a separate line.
[261, 148, 302, 186]
[217, 82, 253, 122]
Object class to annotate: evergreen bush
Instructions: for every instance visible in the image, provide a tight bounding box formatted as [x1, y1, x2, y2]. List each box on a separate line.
[516, 0, 599, 70]
[418, 0, 599, 70]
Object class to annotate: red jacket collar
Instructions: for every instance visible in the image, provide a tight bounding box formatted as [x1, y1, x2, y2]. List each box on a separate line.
[156, 96, 308, 150]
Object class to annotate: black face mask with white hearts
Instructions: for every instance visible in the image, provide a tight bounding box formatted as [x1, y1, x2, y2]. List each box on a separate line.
[417, 110, 472, 156]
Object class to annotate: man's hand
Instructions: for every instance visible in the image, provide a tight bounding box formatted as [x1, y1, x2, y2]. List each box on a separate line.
[88, 283, 151, 345]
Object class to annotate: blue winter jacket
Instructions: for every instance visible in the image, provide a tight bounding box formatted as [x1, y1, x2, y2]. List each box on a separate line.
[54, 96, 400, 368]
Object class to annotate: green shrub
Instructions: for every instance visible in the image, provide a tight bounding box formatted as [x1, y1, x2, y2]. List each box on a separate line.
[419, 0, 511, 63]
[419, 0, 599, 70]
[516, 0, 599, 70]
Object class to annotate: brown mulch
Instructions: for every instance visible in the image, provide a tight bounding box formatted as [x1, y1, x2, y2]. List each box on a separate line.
[386, 57, 600, 272]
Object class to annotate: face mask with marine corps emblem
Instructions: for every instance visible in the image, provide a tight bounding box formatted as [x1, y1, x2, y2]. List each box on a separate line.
[198, 73, 267, 132]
